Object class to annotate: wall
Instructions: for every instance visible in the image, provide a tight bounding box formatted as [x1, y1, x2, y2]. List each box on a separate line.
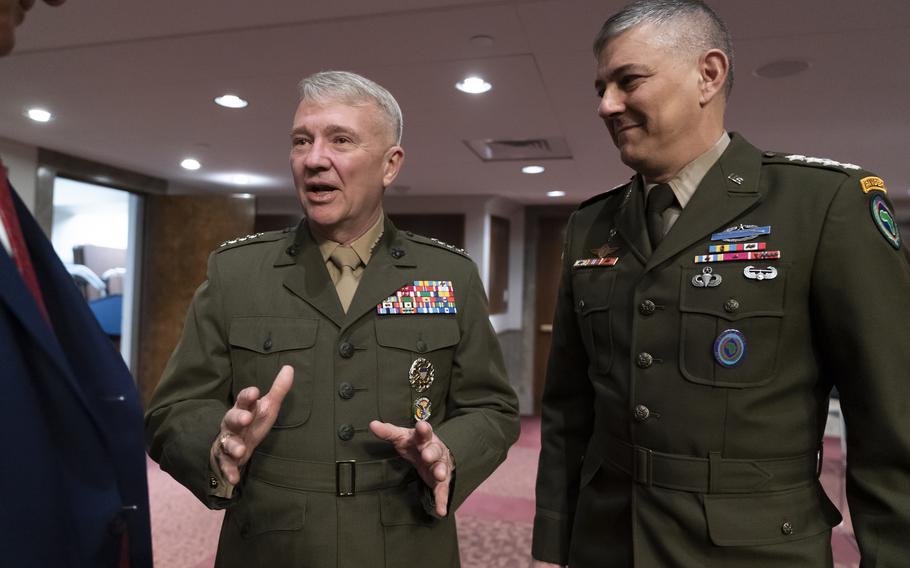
[0, 136, 38, 211]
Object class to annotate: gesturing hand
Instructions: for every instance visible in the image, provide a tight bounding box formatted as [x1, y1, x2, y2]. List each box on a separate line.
[215, 365, 294, 484]
[369, 419, 454, 516]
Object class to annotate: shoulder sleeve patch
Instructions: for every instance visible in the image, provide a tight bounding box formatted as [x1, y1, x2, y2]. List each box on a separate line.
[870, 195, 902, 249]
[860, 176, 887, 194]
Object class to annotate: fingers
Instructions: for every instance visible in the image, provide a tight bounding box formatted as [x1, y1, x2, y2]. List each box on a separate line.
[414, 419, 434, 443]
[433, 476, 449, 517]
[369, 420, 411, 443]
[264, 365, 294, 406]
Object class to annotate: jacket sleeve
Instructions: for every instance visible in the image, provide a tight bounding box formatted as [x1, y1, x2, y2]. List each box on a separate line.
[531, 211, 596, 564]
[144, 252, 236, 508]
[433, 264, 521, 513]
[810, 174, 910, 564]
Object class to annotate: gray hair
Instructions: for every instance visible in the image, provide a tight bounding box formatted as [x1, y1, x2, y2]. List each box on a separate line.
[593, 0, 735, 98]
[297, 70, 403, 145]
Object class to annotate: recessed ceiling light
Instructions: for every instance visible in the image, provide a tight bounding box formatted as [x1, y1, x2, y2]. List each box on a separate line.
[753, 59, 811, 79]
[181, 158, 201, 171]
[234, 193, 253, 199]
[522, 165, 545, 174]
[214, 94, 249, 109]
[26, 108, 52, 123]
[470, 35, 495, 48]
[547, 190, 565, 198]
[230, 174, 251, 185]
[456, 76, 492, 94]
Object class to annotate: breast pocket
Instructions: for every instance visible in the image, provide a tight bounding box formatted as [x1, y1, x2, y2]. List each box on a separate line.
[375, 316, 460, 425]
[572, 269, 618, 374]
[678, 264, 787, 388]
[229, 316, 318, 427]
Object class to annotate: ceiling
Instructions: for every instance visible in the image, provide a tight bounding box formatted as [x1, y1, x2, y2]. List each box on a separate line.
[1, 0, 908, 209]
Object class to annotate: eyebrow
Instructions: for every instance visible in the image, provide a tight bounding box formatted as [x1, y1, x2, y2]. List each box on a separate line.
[290, 124, 357, 137]
[595, 63, 650, 89]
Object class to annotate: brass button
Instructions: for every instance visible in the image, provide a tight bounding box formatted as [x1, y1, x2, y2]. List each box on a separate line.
[577, 299, 585, 310]
[391, 248, 405, 259]
[338, 341, 355, 358]
[633, 404, 651, 422]
[263, 337, 273, 351]
[781, 521, 793, 536]
[337, 424, 355, 441]
[416, 340, 428, 353]
[209, 476, 219, 489]
[639, 300, 656, 316]
[724, 298, 740, 313]
[338, 382, 355, 400]
[636, 352, 654, 369]
[285, 245, 299, 257]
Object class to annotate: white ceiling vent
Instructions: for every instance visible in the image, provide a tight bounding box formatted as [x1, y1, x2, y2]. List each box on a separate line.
[464, 137, 572, 162]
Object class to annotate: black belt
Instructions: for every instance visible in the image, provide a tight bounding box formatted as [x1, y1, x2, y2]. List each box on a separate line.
[249, 452, 413, 496]
[603, 437, 819, 494]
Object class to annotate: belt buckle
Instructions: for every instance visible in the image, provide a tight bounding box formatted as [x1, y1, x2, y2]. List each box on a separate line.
[336, 460, 356, 496]
[632, 446, 653, 486]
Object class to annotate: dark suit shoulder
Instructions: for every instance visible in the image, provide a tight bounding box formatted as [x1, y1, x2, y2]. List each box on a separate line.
[402, 232, 472, 260]
[578, 181, 630, 211]
[215, 229, 289, 254]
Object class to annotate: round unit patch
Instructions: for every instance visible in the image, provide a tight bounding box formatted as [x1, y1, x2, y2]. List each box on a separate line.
[414, 397, 432, 421]
[714, 329, 746, 368]
[870, 195, 902, 249]
[409, 357, 435, 392]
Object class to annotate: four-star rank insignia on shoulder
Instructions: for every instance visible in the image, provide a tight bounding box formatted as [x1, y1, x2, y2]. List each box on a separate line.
[377, 280, 456, 314]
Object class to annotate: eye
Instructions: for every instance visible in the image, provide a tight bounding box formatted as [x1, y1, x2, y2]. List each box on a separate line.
[334, 136, 353, 145]
[619, 74, 643, 90]
[292, 136, 311, 147]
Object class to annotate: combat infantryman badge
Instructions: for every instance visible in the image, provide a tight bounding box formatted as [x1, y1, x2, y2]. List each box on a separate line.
[710, 224, 771, 242]
[414, 397, 432, 421]
[409, 357, 435, 392]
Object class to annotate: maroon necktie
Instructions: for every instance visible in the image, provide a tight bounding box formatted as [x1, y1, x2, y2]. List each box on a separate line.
[0, 160, 51, 323]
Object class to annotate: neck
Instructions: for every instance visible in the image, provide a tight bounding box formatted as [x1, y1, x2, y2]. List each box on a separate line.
[311, 208, 384, 245]
[642, 124, 725, 184]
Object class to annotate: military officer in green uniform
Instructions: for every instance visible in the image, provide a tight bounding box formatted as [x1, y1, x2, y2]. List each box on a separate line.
[145, 70, 520, 567]
[532, 1, 910, 566]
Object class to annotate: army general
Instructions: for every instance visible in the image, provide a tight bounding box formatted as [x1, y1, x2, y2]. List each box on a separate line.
[532, 1, 910, 567]
[146, 70, 520, 567]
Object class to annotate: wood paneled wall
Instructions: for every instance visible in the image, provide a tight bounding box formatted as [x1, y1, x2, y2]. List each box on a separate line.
[136, 194, 254, 407]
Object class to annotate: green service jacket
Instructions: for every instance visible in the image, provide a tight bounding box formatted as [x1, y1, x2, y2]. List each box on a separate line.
[145, 217, 519, 568]
[533, 133, 910, 567]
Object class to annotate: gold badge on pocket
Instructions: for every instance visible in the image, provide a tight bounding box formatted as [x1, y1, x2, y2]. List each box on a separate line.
[409, 357, 435, 392]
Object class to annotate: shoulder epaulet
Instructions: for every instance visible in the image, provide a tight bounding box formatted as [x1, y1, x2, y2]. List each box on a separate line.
[216, 229, 287, 252]
[403, 232, 471, 259]
[762, 151, 863, 173]
[579, 180, 631, 210]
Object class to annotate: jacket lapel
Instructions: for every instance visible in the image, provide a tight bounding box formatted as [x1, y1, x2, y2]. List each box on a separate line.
[644, 133, 764, 272]
[0, 250, 74, 378]
[342, 218, 418, 331]
[280, 221, 346, 328]
[613, 176, 651, 265]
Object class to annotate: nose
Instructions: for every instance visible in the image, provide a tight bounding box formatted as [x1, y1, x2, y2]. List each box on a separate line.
[303, 138, 331, 171]
[597, 84, 625, 119]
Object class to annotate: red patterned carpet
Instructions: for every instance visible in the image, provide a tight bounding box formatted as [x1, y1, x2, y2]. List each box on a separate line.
[148, 417, 859, 567]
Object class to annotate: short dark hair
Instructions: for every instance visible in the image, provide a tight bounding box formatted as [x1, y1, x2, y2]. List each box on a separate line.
[593, 0, 735, 98]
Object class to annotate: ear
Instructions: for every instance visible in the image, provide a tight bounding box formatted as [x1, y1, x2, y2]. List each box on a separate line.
[698, 48, 729, 105]
[381, 146, 405, 188]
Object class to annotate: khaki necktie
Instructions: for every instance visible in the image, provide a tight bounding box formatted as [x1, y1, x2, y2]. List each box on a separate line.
[646, 183, 677, 249]
[330, 246, 361, 312]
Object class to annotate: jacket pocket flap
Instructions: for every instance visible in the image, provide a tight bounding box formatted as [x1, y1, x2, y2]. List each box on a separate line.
[705, 484, 841, 547]
[375, 317, 460, 351]
[229, 317, 318, 354]
[231, 479, 306, 538]
[379, 480, 436, 527]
